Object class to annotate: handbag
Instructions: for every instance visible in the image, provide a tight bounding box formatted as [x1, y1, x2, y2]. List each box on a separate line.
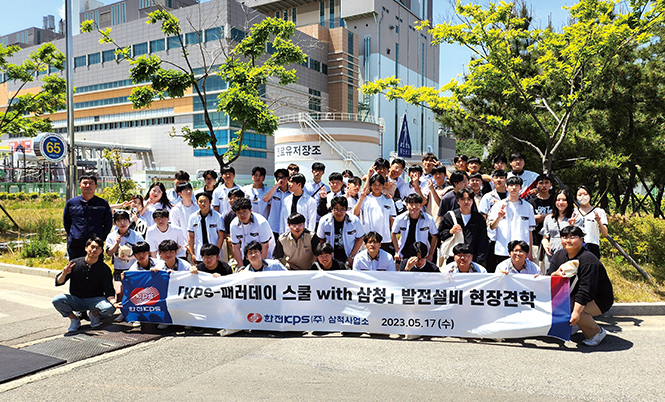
[438, 211, 465, 263]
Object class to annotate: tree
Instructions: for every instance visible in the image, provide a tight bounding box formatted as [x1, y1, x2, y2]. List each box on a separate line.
[100, 149, 136, 203]
[0, 43, 66, 136]
[81, 6, 306, 171]
[362, 0, 665, 173]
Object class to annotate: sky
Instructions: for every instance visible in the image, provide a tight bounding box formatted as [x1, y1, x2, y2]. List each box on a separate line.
[0, 0, 575, 86]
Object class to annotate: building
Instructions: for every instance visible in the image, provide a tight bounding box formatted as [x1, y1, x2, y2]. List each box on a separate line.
[1, 0, 442, 187]
[0, 15, 64, 49]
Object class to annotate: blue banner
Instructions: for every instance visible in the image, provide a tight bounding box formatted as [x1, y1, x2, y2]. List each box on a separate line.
[121, 271, 173, 324]
[397, 114, 412, 158]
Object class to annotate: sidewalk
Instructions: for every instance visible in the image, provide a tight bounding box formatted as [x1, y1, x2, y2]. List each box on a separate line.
[2, 262, 664, 317]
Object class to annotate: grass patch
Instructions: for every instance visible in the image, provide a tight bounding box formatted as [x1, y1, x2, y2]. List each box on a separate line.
[603, 258, 665, 302]
[0, 250, 69, 270]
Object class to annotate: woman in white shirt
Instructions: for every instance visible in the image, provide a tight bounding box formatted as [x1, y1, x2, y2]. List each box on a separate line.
[576, 185, 608, 259]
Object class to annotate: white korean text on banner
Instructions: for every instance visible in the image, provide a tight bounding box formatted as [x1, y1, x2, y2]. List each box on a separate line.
[121, 271, 572, 340]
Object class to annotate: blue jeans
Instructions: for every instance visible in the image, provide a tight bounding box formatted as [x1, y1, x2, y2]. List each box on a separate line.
[52, 294, 115, 318]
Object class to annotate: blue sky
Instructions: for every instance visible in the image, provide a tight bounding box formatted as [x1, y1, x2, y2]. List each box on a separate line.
[1, 0, 575, 85]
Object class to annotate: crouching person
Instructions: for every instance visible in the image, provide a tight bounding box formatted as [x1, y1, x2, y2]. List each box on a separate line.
[52, 236, 121, 332]
[190, 244, 233, 277]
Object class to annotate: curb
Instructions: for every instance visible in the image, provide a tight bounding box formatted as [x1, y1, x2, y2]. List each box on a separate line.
[1, 262, 663, 316]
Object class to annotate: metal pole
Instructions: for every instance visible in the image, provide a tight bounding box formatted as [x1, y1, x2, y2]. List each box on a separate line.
[65, 0, 76, 200]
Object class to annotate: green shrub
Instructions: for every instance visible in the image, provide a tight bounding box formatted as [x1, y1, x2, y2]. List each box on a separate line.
[602, 214, 665, 268]
[21, 239, 52, 258]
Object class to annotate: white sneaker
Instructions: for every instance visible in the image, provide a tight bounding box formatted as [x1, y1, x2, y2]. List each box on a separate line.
[89, 312, 101, 328]
[68, 317, 81, 332]
[114, 313, 125, 323]
[218, 329, 241, 337]
[582, 327, 607, 346]
[404, 334, 421, 340]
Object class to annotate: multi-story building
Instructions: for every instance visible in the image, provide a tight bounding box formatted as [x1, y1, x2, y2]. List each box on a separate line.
[1, 0, 441, 186]
[0, 15, 64, 49]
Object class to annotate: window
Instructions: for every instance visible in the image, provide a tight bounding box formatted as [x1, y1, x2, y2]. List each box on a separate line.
[309, 88, 321, 112]
[102, 49, 116, 63]
[122, 3, 126, 23]
[348, 31, 354, 55]
[292, 8, 297, 25]
[88, 52, 101, 65]
[205, 27, 223, 42]
[167, 35, 182, 50]
[193, 94, 219, 111]
[230, 28, 245, 42]
[276, 11, 280, 19]
[330, 0, 335, 28]
[133, 42, 148, 56]
[309, 58, 320, 72]
[186, 31, 202, 45]
[74, 56, 87, 68]
[322, 64, 328, 74]
[112, 5, 115, 25]
[320, 2, 325, 26]
[150, 39, 165, 53]
[283, 9, 289, 21]
[258, 83, 266, 98]
[202, 75, 227, 91]
[348, 84, 354, 114]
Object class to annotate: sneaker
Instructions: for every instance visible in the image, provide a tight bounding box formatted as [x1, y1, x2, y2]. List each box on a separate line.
[89, 312, 101, 328]
[404, 334, 421, 340]
[131, 321, 141, 327]
[68, 317, 81, 332]
[157, 324, 169, 330]
[582, 327, 607, 346]
[218, 329, 241, 337]
[114, 313, 125, 323]
[570, 324, 580, 335]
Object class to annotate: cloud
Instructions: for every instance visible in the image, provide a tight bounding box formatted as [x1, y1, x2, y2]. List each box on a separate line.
[58, 3, 65, 21]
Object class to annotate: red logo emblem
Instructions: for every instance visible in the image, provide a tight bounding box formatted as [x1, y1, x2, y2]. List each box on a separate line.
[247, 313, 263, 323]
[130, 287, 160, 306]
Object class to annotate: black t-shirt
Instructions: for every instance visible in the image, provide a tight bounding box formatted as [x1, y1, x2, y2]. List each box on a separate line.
[528, 195, 554, 246]
[196, 261, 233, 276]
[223, 211, 236, 233]
[547, 248, 613, 313]
[333, 219, 347, 261]
[55, 257, 115, 299]
[310, 259, 347, 270]
[402, 217, 419, 258]
[496, 191, 507, 200]
[291, 194, 302, 215]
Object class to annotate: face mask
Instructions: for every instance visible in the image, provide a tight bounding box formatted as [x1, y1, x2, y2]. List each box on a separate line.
[578, 195, 590, 205]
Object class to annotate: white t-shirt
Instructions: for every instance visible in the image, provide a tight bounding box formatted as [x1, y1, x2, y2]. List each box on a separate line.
[487, 199, 536, 256]
[578, 207, 608, 246]
[360, 194, 396, 243]
[229, 212, 275, 260]
[212, 184, 241, 217]
[170, 201, 199, 240]
[145, 224, 187, 258]
[243, 184, 271, 220]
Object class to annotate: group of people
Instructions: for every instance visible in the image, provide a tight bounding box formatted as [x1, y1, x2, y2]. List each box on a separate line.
[56, 152, 613, 346]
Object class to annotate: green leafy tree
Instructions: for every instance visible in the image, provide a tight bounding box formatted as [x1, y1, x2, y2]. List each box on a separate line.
[363, 0, 665, 174]
[0, 43, 66, 136]
[100, 149, 136, 203]
[81, 7, 306, 170]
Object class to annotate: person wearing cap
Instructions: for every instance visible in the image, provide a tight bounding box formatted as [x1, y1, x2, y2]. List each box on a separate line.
[399, 242, 439, 272]
[441, 243, 487, 273]
[496, 240, 541, 275]
[547, 225, 614, 347]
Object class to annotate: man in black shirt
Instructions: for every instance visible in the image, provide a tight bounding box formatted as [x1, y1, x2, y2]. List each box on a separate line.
[548, 226, 614, 347]
[190, 244, 233, 276]
[527, 174, 554, 262]
[52, 236, 120, 332]
[310, 242, 347, 270]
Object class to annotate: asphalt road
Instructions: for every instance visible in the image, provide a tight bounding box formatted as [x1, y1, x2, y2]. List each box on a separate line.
[1, 270, 664, 401]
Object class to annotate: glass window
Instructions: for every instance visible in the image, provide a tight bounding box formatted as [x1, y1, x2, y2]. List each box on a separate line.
[205, 27, 224, 42]
[322, 64, 328, 74]
[74, 56, 87, 68]
[102, 50, 115, 63]
[167, 35, 182, 50]
[330, 0, 335, 28]
[133, 42, 148, 57]
[150, 39, 165, 53]
[230, 28, 245, 42]
[276, 11, 280, 19]
[320, 2, 325, 26]
[88, 52, 101, 65]
[348, 31, 354, 55]
[292, 8, 297, 25]
[186, 31, 202, 45]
